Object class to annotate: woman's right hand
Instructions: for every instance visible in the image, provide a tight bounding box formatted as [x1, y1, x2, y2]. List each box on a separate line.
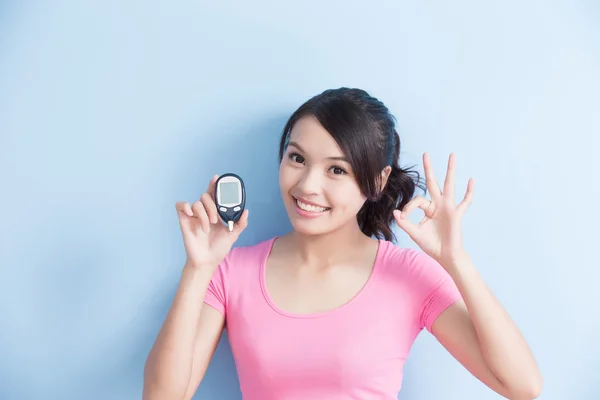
[175, 174, 249, 270]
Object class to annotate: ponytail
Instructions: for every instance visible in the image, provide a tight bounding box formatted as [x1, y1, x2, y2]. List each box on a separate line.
[357, 130, 425, 242]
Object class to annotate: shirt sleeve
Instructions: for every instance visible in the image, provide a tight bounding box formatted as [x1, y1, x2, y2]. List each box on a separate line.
[203, 249, 235, 316]
[409, 250, 462, 332]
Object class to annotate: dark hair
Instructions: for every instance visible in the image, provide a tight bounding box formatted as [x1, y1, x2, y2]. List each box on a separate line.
[278, 87, 426, 242]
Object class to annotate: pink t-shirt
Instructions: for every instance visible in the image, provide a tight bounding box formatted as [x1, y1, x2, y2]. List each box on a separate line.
[203, 236, 461, 399]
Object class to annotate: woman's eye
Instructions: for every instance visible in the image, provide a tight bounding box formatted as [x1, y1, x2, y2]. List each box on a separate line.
[330, 166, 347, 175]
[289, 153, 305, 164]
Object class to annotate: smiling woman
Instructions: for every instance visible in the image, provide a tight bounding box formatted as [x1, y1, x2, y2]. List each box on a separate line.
[277, 88, 424, 242]
[143, 88, 543, 400]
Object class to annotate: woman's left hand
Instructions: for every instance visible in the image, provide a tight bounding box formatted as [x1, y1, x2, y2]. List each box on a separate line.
[393, 152, 474, 268]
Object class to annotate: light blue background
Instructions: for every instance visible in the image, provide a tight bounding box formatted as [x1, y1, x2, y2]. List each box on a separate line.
[1, 1, 599, 399]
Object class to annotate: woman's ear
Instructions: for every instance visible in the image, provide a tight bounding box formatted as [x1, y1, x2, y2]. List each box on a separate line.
[377, 165, 392, 195]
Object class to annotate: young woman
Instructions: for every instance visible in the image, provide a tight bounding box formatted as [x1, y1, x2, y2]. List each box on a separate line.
[143, 88, 543, 400]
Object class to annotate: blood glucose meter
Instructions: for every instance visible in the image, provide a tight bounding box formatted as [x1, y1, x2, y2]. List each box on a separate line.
[214, 173, 246, 232]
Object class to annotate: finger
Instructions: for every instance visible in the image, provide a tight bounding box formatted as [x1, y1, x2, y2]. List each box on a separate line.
[443, 153, 456, 200]
[200, 192, 219, 224]
[423, 152, 442, 199]
[393, 209, 419, 238]
[400, 196, 432, 219]
[457, 177, 475, 215]
[234, 209, 249, 233]
[191, 200, 210, 234]
[175, 201, 193, 217]
[206, 174, 219, 199]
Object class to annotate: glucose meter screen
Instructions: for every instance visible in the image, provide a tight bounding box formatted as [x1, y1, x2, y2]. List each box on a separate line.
[220, 182, 239, 204]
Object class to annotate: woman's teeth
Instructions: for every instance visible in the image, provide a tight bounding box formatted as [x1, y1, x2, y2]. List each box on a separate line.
[296, 199, 329, 213]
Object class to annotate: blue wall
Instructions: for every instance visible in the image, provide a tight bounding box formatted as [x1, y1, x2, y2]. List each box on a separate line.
[1, 1, 598, 399]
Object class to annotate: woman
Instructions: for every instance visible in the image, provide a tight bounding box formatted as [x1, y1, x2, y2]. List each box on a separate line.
[143, 88, 543, 400]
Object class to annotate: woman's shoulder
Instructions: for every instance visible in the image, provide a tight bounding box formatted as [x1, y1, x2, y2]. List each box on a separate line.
[230, 235, 277, 256]
[376, 239, 445, 279]
[220, 235, 277, 270]
[377, 239, 421, 264]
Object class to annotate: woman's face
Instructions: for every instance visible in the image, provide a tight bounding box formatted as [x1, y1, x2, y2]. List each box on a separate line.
[279, 116, 367, 236]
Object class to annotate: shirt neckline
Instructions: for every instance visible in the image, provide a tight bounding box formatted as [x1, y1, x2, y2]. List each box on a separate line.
[259, 235, 386, 319]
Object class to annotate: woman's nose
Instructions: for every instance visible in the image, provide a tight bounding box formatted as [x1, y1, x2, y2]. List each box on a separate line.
[296, 168, 323, 195]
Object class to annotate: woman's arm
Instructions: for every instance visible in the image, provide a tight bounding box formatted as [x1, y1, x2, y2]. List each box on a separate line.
[143, 263, 224, 400]
[180, 304, 225, 400]
[431, 253, 542, 399]
[394, 152, 542, 399]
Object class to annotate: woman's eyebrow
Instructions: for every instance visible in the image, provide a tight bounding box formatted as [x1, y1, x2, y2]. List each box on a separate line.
[288, 141, 349, 162]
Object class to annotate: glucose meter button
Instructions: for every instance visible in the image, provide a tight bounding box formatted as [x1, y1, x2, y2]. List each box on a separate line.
[219, 207, 227, 212]
[233, 206, 241, 212]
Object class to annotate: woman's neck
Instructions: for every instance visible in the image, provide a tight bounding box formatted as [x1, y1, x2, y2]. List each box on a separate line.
[285, 222, 374, 269]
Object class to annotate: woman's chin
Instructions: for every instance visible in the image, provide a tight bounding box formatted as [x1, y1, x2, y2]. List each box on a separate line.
[291, 222, 323, 234]
[288, 215, 347, 237]
[287, 212, 328, 234]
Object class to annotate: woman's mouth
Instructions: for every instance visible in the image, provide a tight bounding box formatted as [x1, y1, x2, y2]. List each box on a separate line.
[293, 197, 331, 217]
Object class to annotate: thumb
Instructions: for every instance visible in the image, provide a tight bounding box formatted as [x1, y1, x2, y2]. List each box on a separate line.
[393, 210, 419, 239]
[231, 209, 249, 236]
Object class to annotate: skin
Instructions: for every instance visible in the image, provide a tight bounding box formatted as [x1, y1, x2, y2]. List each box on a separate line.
[143, 115, 543, 400]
